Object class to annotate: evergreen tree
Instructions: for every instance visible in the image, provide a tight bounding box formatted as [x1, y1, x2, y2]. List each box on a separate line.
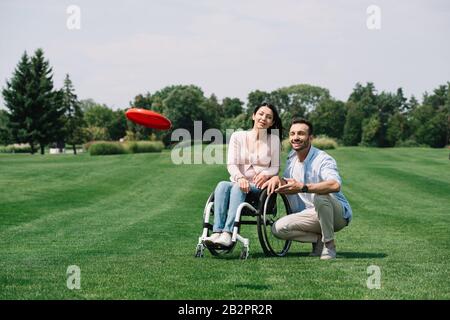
[0, 110, 13, 145]
[2, 52, 39, 153]
[30, 48, 65, 154]
[61, 74, 85, 154]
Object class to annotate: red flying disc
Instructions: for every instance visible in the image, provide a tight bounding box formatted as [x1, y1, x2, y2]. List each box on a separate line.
[125, 108, 172, 130]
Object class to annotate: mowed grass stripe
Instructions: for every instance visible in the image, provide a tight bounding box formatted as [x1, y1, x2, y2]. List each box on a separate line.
[0, 153, 169, 231]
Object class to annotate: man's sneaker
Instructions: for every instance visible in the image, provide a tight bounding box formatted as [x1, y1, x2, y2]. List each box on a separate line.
[309, 240, 324, 257]
[203, 233, 221, 246]
[215, 232, 233, 247]
[320, 245, 337, 260]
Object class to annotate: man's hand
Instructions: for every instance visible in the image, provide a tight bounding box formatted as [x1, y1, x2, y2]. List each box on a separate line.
[238, 177, 250, 193]
[262, 176, 285, 195]
[253, 173, 270, 189]
[275, 178, 303, 194]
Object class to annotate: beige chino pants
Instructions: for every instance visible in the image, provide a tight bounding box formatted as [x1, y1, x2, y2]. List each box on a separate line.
[272, 194, 348, 243]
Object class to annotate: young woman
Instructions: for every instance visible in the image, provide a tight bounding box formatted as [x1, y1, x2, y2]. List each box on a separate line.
[204, 102, 282, 247]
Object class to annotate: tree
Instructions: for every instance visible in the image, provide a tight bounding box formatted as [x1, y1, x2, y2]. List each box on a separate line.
[61, 74, 85, 154]
[348, 82, 378, 121]
[221, 113, 250, 134]
[200, 94, 221, 130]
[343, 101, 364, 146]
[409, 84, 449, 148]
[0, 109, 12, 145]
[162, 85, 205, 144]
[2, 52, 38, 153]
[275, 84, 331, 115]
[410, 105, 447, 147]
[83, 101, 122, 141]
[361, 89, 408, 147]
[309, 99, 346, 139]
[221, 97, 243, 118]
[386, 112, 407, 146]
[109, 109, 127, 141]
[30, 49, 65, 154]
[361, 114, 381, 146]
[246, 90, 271, 115]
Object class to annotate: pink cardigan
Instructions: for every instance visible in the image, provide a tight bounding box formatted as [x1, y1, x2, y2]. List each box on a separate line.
[227, 130, 281, 182]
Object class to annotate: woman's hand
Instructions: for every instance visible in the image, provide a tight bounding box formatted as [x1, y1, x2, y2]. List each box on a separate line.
[238, 177, 250, 193]
[253, 173, 270, 189]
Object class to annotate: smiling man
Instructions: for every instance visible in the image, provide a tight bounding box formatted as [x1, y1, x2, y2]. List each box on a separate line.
[262, 118, 352, 260]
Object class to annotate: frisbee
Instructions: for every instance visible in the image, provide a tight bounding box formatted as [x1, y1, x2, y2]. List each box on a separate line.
[125, 108, 172, 130]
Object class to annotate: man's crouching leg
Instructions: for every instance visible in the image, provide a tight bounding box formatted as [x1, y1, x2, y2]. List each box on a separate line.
[314, 194, 347, 260]
[271, 210, 321, 243]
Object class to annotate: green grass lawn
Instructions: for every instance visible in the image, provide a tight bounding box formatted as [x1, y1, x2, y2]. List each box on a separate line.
[0, 147, 449, 299]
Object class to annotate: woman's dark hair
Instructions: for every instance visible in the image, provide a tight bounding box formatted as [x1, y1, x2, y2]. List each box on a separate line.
[251, 102, 283, 139]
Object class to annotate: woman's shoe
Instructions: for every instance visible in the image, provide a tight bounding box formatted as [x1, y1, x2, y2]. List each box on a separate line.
[215, 232, 233, 247]
[203, 233, 221, 246]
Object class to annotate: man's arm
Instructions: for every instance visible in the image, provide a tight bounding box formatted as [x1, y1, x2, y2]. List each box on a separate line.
[305, 179, 340, 194]
[275, 178, 340, 195]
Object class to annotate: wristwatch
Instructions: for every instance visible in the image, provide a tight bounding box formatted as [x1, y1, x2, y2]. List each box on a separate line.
[301, 184, 309, 193]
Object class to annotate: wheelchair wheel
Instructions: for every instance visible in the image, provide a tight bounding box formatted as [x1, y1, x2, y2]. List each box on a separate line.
[202, 192, 238, 257]
[257, 189, 292, 257]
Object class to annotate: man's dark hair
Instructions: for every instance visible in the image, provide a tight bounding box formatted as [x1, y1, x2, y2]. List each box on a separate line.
[290, 118, 313, 136]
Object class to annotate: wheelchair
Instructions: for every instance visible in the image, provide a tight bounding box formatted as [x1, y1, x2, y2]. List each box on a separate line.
[195, 187, 293, 259]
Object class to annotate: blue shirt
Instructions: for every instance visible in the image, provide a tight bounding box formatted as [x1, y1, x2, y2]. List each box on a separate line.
[282, 146, 353, 222]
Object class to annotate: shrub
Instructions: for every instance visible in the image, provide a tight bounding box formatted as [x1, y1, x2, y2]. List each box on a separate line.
[313, 135, 338, 150]
[395, 139, 429, 148]
[126, 141, 164, 153]
[0, 144, 32, 153]
[83, 140, 106, 152]
[89, 142, 128, 156]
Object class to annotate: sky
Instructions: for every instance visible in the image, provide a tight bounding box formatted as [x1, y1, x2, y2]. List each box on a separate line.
[0, 0, 449, 110]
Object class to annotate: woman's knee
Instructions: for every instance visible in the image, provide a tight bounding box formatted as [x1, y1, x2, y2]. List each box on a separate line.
[215, 181, 232, 193]
[230, 182, 245, 195]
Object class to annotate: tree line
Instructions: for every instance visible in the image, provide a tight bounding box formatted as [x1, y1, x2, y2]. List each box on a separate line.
[1, 49, 449, 154]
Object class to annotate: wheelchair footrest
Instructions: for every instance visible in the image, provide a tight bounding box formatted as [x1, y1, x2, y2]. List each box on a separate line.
[204, 242, 234, 250]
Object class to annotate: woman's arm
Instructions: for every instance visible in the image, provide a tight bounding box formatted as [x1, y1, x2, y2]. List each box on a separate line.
[257, 134, 280, 176]
[227, 132, 245, 182]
